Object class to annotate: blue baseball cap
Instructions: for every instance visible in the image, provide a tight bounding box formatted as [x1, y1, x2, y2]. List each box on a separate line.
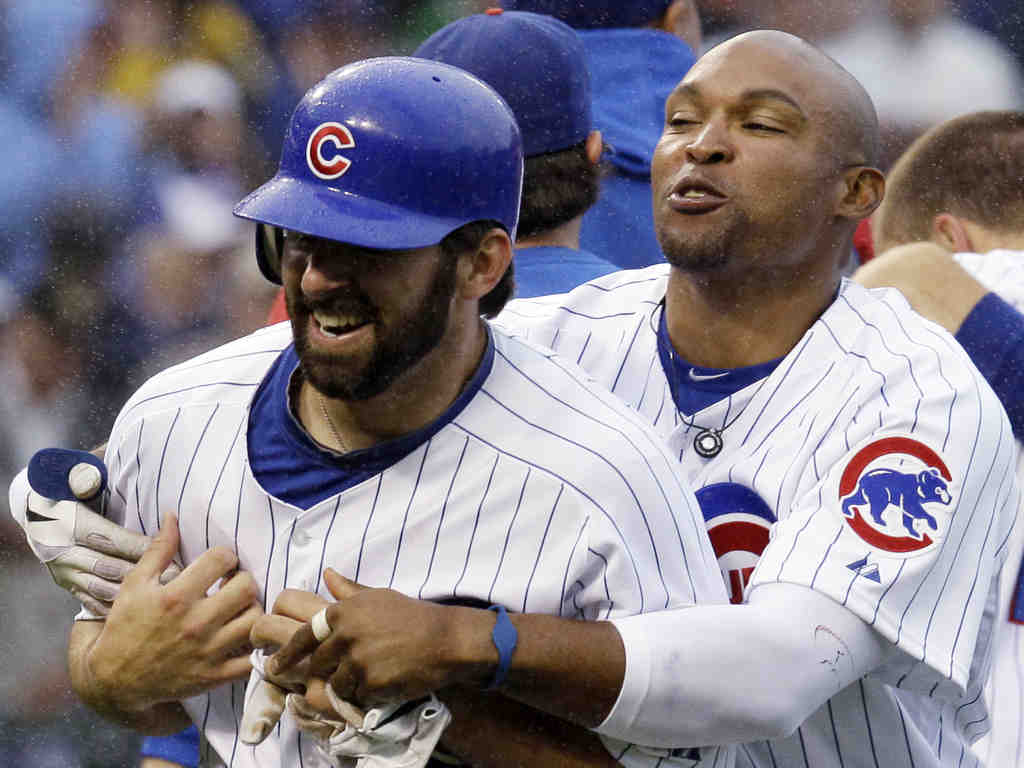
[414, 9, 590, 157]
[500, 0, 672, 29]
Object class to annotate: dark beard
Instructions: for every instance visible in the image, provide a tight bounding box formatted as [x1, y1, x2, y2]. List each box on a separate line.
[289, 256, 458, 401]
[656, 208, 751, 274]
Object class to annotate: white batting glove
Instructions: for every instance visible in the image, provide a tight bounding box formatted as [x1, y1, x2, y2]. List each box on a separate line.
[9, 448, 180, 617]
[240, 650, 291, 745]
[314, 693, 452, 768]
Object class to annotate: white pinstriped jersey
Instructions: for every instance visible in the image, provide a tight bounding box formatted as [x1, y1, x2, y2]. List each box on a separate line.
[98, 321, 732, 768]
[950, 249, 1024, 768]
[494, 264, 1019, 768]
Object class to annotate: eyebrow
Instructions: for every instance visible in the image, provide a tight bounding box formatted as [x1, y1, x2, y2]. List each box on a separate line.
[669, 84, 808, 120]
[740, 89, 807, 118]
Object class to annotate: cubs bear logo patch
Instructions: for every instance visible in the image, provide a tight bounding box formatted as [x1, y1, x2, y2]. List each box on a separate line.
[838, 436, 954, 555]
[696, 483, 776, 604]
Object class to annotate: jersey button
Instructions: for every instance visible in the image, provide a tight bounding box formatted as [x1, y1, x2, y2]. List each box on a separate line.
[293, 529, 311, 547]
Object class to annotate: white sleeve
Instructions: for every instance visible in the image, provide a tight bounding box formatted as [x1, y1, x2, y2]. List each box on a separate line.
[595, 582, 891, 747]
[954, 250, 1024, 310]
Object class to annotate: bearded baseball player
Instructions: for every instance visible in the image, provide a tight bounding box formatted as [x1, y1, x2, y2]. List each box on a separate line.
[31, 56, 727, 768]
[256, 31, 1018, 768]
[857, 109, 1024, 768]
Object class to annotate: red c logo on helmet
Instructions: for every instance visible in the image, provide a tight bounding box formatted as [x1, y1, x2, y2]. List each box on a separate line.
[306, 122, 355, 180]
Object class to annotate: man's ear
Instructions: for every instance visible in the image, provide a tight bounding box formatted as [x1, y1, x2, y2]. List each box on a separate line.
[661, 0, 702, 54]
[458, 228, 513, 301]
[836, 166, 885, 222]
[931, 213, 974, 252]
[585, 130, 603, 165]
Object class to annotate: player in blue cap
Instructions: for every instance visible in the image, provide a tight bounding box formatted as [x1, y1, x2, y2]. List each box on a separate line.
[504, 0, 704, 270]
[413, 8, 618, 298]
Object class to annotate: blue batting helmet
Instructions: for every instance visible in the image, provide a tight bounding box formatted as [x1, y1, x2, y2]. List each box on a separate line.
[234, 56, 524, 283]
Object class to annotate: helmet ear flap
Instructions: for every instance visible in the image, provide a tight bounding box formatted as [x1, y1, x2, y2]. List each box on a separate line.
[255, 223, 284, 284]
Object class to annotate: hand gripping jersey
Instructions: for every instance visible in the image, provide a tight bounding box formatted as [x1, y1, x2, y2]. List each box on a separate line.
[97, 320, 730, 768]
[495, 264, 1019, 768]
[949, 249, 1024, 768]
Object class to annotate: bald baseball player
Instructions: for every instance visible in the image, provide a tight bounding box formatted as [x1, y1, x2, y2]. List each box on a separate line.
[263, 31, 1018, 768]
[854, 109, 1024, 768]
[43, 56, 727, 768]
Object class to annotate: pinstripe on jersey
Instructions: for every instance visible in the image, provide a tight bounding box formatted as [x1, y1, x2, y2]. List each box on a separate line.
[495, 263, 1020, 768]
[100, 321, 731, 768]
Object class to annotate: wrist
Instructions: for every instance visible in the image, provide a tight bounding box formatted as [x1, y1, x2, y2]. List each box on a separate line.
[484, 605, 517, 689]
[85, 632, 151, 714]
[445, 606, 504, 688]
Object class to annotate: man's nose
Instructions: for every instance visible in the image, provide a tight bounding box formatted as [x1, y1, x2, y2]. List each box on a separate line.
[685, 121, 733, 164]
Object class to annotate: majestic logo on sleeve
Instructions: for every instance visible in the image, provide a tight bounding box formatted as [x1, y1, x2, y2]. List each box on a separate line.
[306, 122, 356, 180]
[696, 483, 776, 604]
[839, 437, 953, 554]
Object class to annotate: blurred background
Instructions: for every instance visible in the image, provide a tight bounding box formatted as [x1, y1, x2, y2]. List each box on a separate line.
[0, 0, 1020, 765]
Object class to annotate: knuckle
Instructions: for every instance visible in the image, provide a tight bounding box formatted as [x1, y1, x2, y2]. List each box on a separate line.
[207, 546, 239, 571]
[180, 618, 208, 642]
[271, 588, 302, 613]
[238, 572, 261, 601]
[159, 591, 186, 615]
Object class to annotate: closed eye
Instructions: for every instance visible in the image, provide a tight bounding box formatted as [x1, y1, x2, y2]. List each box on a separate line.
[744, 121, 785, 133]
[667, 115, 699, 128]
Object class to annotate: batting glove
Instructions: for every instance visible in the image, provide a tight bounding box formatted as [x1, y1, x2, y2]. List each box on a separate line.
[9, 448, 180, 617]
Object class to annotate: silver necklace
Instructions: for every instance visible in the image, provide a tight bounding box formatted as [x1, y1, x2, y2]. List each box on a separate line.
[317, 392, 349, 454]
[653, 299, 772, 459]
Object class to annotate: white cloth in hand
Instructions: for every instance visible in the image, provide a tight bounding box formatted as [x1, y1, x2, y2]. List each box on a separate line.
[292, 689, 451, 768]
[240, 649, 289, 745]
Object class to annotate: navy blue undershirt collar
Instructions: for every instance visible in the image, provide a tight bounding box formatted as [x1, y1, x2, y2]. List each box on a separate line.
[656, 302, 782, 415]
[247, 329, 495, 509]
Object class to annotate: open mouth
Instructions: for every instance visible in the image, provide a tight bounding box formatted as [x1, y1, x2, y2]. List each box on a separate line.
[312, 310, 373, 338]
[669, 179, 727, 214]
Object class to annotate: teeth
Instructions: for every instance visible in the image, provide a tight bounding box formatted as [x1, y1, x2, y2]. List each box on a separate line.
[314, 311, 365, 335]
[683, 189, 707, 198]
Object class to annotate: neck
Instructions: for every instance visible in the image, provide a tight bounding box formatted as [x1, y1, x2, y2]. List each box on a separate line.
[299, 316, 488, 453]
[664, 260, 839, 369]
[514, 217, 583, 251]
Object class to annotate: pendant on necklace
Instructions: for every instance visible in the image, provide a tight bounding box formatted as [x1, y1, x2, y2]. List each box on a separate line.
[693, 428, 724, 459]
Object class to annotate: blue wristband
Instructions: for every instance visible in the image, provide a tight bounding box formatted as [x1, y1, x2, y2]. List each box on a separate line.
[486, 605, 517, 690]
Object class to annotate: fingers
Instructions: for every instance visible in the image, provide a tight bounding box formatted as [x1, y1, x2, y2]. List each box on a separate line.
[57, 565, 122, 603]
[296, 678, 365, 727]
[50, 544, 134, 584]
[327, 664, 362, 707]
[159, 561, 183, 585]
[163, 540, 238, 602]
[70, 589, 111, 618]
[325, 682, 365, 727]
[130, 512, 182, 583]
[216, 653, 255, 684]
[240, 676, 288, 745]
[268, 619, 323, 677]
[302, 678, 331, 714]
[204, 569, 261, 623]
[73, 508, 151, 561]
[251, 613, 305, 651]
[324, 568, 364, 600]
[271, 588, 329, 622]
[211, 602, 262, 659]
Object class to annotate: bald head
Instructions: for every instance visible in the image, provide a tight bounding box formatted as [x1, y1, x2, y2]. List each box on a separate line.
[652, 28, 884, 279]
[694, 30, 880, 168]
